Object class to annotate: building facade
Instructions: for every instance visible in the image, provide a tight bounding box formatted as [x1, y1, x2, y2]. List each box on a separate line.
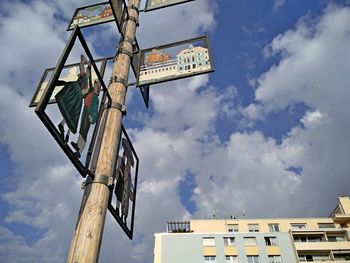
[154, 196, 350, 263]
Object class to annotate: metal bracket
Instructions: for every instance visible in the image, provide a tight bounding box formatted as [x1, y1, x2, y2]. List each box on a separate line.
[101, 101, 127, 116]
[109, 76, 128, 87]
[122, 37, 137, 49]
[110, 101, 127, 116]
[129, 4, 140, 14]
[128, 15, 139, 27]
[118, 48, 133, 57]
[82, 174, 114, 189]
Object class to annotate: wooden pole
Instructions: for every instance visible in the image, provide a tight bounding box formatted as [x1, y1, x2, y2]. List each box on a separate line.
[67, 0, 140, 262]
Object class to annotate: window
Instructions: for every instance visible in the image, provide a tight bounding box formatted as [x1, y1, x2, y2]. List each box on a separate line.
[298, 254, 330, 261]
[223, 237, 235, 246]
[265, 237, 278, 246]
[225, 256, 238, 263]
[328, 235, 345, 242]
[291, 223, 307, 229]
[228, 224, 239, 232]
[203, 237, 215, 246]
[204, 256, 216, 263]
[248, 224, 259, 232]
[247, 256, 259, 263]
[268, 255, 282, 263]
[192, 64, 196, 69]
[293, 236, 322, 242]
[318, 223, 335, 228]
[333, 250, 350, 260]
[244, 237, 257, 246]
[269, 224, 280, 232]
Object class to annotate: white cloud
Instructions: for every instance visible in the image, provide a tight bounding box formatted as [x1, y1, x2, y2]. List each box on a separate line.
[273, 0, 286, 13]
[240, 5, 350, 215]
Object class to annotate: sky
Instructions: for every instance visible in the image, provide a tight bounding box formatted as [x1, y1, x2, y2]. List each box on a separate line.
[1, 0, 350, 262]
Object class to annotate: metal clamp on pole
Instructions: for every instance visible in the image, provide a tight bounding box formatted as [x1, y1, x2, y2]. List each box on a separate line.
[81, 174, 114, 189]
[129, 4, 140, 14]
[110, 101, 127, 116]
[118, 47, 133, 57]
[100, 101, 127, 116]
[128, 14, 139, 27]
[109, 76, 128, 87]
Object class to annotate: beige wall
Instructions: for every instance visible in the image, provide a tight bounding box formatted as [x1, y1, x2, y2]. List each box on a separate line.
[339, 196, 350, 214]
[154, 234, 162, 263]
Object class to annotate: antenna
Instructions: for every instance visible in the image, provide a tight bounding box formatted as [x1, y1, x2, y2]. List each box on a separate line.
[212, 209, 217, 219]
[241, 206, 246, 218]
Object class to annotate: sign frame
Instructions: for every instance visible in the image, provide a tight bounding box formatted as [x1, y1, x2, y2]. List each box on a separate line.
[108, 125, 139, 239]
[35, 27, 111, 178]
[139, 85, 150, 108]
[136, 35, 214, 87]
[67, 2, 115, 31]
[144, 0, 195, 12]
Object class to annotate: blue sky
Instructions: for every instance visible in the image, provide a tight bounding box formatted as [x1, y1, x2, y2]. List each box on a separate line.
[1, 0, 350, 262]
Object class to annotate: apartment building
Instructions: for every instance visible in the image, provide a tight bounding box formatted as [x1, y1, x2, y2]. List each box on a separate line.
[154, 196, 350, 262]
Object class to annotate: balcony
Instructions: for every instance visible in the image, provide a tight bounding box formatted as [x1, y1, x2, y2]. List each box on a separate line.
[167, 221, 192, 233]
[332, 214, 350, 224]
[294, 241, 350, 251]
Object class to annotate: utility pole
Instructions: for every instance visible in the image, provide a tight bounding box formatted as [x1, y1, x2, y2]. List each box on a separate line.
[67, 0, 140, 262]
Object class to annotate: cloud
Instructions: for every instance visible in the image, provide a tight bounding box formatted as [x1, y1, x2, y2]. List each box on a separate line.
[240, 5, 350, 215]
[273, 0, 286, 13]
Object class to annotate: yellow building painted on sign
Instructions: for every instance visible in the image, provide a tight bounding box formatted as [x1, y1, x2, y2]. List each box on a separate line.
[154, 196, 350, 263]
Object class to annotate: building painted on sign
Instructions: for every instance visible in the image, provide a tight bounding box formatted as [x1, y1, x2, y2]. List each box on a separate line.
[148, 0, 172, 7]
[154, 196, 350, 263]
[139, 45, 211, 85]
[71, 4, 113, 27]
[176, 45, 211, 75]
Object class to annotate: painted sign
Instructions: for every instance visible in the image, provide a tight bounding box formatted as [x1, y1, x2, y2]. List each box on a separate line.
[34, 28, 111, 178]
[68, 2, 114, 31]
[144, 0, 195, 12]
[136, 36, 214, 86]
[108, 125, 139, 239]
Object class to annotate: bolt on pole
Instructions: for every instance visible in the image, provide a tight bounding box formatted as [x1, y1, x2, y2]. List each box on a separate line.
[66, 0, 141, 262]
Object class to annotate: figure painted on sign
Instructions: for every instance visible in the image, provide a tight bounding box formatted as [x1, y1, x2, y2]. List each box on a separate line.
[71, 74, 101, 158]
[114, 138, 135, 224]
[55, 54, 90, 143]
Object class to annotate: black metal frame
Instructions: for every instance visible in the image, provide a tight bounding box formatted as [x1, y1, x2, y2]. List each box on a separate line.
[35, 27, 111, 178]
[139, 85, 150, 108]
[109, 0, 129, 37]
[67, 2, 115, 31]
[131, 38, 141, 79]
[108, 125, 139, 239]
[29, 59, 108, 107]
[144, 0, 195, 12]
[135, 35, 214, 87]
